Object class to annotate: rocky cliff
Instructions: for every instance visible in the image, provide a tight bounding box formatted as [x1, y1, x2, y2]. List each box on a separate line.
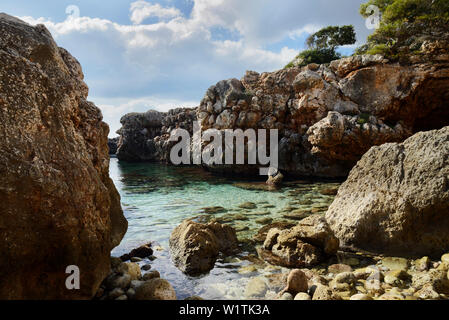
[117, 47, 449, 178]
[0, 14, 127, 299]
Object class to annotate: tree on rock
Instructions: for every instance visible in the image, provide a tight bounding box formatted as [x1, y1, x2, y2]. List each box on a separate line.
[285, 25, 356, 68]
[357, 0, 449, 60]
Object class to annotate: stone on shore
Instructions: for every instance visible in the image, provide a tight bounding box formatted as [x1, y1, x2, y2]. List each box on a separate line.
[326, 127, 449, 257]
[169, 219, 238, 275]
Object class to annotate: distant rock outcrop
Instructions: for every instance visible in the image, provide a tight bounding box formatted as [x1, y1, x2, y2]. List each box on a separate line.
[116, 49, 449, 178]
[0, 14, 127, 299]
[326, 126, 449, 258]
[108, 137, 119, 155]
[116, 108, 196, 162]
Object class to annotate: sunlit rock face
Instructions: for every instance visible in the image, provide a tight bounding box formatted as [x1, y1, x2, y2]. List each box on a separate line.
[0, 14, 127, 299]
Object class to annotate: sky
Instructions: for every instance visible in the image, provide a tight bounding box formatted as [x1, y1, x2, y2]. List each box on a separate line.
[1, 0, 372, 137]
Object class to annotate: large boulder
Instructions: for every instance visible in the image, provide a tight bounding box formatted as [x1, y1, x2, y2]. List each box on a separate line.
[259, 215, 339, 268]
[169, 220, 238, 276]
[326, 127, 449, 258]
[0, 14, 127, 299]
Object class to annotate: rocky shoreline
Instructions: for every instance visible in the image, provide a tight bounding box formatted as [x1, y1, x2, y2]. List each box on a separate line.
[1, 12, 448, 301]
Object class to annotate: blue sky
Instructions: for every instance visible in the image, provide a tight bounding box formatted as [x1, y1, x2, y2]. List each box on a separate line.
[1, 0, 370, 136]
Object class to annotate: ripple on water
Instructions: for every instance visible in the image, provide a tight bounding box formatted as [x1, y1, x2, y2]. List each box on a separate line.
[109, 158, 340, 300]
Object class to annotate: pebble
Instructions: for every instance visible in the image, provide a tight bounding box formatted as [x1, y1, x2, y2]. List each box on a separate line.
[294, 293, 311, 300]
[280, 292, 294, 300]
[141, 264, 152, 271]
[350, 294, 372, 300]
[381, 257, 409, 271]
[245, 277, 268, 298]
[143, 270, 161, 281]
[109, 288, 125, 299]
[328, 264, 353, 274]
[115, 295, 128, 301]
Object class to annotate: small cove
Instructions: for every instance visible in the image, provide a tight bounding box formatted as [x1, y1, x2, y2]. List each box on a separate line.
[110, 158, 341, 300]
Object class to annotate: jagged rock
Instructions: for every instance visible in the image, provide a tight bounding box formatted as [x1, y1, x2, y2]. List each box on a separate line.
[326, 127, 449, 258]
[196, 53, 449, 178]
[0, 14, 127, 299]
[259, 215, 339, 268]
[169, 219, 238, 275]
[108, 137, 119, 155]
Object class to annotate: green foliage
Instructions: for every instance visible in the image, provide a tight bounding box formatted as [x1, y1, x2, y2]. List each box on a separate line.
[285, 25, 355, 68]
[358, 0, 449, 59]
[306, 25, 356, 50]
[358, 113, 371, 125]
[285, 48, 342, 68]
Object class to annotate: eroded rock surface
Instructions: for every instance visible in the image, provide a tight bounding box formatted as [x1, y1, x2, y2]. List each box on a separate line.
[169, 219, 238, 275]
[0, 14, 127, 299]
[326, 127, 449, 257]
[259, 215, 339, 268]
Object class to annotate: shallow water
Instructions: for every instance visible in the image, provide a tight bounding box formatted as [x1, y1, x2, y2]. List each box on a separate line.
[110, 158, 340, 300]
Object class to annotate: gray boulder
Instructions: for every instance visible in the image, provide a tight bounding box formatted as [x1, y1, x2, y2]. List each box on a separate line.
[326, 126, 449, 257]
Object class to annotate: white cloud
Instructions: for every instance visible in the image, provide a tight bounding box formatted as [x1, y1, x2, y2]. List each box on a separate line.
[130, 1, 182, 25]
[18, 0, 369, 137]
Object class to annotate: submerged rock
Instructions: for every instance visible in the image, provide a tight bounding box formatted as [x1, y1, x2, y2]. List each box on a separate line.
[134, 279, 177, 300]
[169, 219, 238, 275]
[326, 127, 449, 257]
[0, 14, 127, 299]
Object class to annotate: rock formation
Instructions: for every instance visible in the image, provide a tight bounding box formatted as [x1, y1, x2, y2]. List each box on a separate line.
[169, 219, 238, 276]
[116, 49, 449, 178]
[108, 137, 119, 155]
[258, 215, 339, 268]
[116, 108, 196, 162]
[0, 14, 127, 299]
[326, 126, 449, 258]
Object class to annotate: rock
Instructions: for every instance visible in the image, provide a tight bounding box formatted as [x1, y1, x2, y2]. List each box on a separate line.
[239, 202, 257, 209]
[0, 14, 128, 299]
[312, 285, 339, 300]
[384, 270, 409, 286]
[118, 262, 141, 281]
[134, 279, 177, 301]
[280, 293, 294, 300]
[169, 219, 238, 275]
[350, 294, 373, 300]
[245, 278, 268, 299]
[184, 296, 204, 300]
[115, 295, 128, 301]
[253, 222, 295, 243]
[326, 127, 449, 257]
[105, 274, 132, 290]
[108, 137, 119, 155]
[414, 257, 431, 272]
[130, 280, 145, 290]
[411, 269, 449, 293]
[109, 288, 125, 300]
[282, 270, 308, 295]
[328, 264, 353, 274]
[364, 279, 384, 296]
[142, 271, 160, 281]
[294, 293, 311, 300]
[131, 257, 143, 263]
[381, 258, 409, 271]
[442, 254, 449, 264]
[126, 288, 136, 299]
[415, 284, 440, 300]
[266, 169, 284, 186]
[260, 215, 339, 268]
[141, 264, 152, 271]
[120, 243, 154, 261]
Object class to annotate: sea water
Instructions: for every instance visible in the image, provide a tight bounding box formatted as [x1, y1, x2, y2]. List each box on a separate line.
[110, 158, 340, 300]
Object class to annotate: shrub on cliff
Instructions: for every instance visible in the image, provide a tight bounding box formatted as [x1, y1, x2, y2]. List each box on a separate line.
[285, 25, 356, 68]
[357, 0, 449, 60]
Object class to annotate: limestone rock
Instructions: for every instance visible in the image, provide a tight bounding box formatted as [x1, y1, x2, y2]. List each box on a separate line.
[326, 127, 449, 257]
[260, 215, 338, 268]
[0, 14, 127, 299]
[169, 219, 238, 275]
[134, 279, 177, 300]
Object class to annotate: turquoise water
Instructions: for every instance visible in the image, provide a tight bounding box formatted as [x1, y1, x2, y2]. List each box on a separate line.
[110, 158, 340, 300]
